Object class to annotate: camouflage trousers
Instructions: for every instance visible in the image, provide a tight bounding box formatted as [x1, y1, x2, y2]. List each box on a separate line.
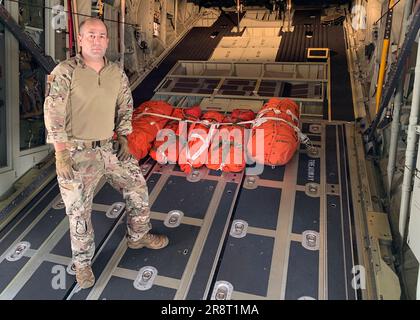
[57, 140, 151, 268]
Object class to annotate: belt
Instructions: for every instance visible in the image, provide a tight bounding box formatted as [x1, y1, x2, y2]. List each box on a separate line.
[71, 138, 112, 149]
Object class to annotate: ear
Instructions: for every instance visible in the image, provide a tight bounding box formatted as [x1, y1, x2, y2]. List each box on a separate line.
[77, 34, 82, 46]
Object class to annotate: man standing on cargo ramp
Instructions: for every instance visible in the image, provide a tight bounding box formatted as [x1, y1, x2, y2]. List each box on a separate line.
[44, 18, 168, 289]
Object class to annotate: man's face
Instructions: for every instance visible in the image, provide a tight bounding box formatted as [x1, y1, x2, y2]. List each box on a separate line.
[78, 20, 109, 60]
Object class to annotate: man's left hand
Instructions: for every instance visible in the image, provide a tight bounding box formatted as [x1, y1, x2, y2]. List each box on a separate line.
[117, 135, 131, 161]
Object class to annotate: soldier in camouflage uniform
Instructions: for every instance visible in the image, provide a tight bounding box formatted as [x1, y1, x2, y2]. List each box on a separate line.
[44, 18, 168, 289]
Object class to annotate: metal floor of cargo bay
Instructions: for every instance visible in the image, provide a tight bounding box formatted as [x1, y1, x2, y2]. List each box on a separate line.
[0, 119, 361, 300]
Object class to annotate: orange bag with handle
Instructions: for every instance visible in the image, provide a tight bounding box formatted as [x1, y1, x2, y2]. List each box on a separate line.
[127, 100, 173, 160]
[150, 106, 201, 164]
[179, 111, 224, 174]
[127, 132, 151, 160]
[247, 98, 300, 166]
[206, 109, 255, 172]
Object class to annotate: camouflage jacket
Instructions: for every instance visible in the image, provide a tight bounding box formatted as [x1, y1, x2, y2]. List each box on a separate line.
[43, 54, 133, 143]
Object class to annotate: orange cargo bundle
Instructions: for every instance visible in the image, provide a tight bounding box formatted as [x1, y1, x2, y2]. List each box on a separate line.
[127, 100, 173, 160]
[206, 109, 255, 172]
[179, 111, 224, 174]
[132, 100, 174, 143]
[150, 106, 201, 164]
[127, 133, 151, 160]
[247, 98, 300, 166]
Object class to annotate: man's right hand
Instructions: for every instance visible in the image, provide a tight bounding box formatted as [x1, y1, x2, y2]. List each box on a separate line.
[116, 135, 131, 161]
[55, 149, 74, 180]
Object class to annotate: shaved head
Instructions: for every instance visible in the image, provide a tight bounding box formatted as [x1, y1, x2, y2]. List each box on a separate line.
[79, 18, 108, 36]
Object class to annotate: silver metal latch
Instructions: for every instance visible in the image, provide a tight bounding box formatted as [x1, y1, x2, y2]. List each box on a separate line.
[6, 241, 31, 261]
[230, 220, 248, 238]
[244, 175, 259, 190]
[106, 202, 125, 219]
[305, 183, 320, 197]
[302, 231, 320, 251]
[134, 266, 158, 291]
[164, 210, 184, 228]
[307, 146, 320, 158]
[52, 198, 66, 210]
[186, 167, 207, 182]
[211, 281, 233, 300]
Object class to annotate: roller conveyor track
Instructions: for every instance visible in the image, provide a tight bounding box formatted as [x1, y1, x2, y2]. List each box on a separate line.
[0, 120, 359, 300]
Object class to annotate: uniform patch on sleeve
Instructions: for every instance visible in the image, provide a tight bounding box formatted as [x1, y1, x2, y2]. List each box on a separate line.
[45, 74, 55, 96]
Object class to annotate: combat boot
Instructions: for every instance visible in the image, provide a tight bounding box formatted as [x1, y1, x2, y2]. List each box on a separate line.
[127, 233, 169, 250]
[75, 265, 95, 289]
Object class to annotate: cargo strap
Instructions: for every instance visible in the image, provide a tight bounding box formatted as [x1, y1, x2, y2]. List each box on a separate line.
[213, 139, 244, 171]
[187, 122, 220, 162]
[137, 109, 298, 127]
[136, 110, 315, 152]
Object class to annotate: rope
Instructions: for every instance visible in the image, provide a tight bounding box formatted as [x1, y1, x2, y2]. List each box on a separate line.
[135, 109, 315, 152]
[186, 123, 220, 162]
